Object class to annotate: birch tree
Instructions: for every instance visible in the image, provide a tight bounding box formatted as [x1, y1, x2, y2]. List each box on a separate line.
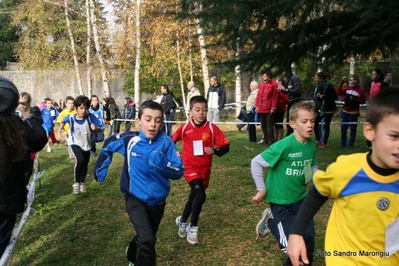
[88, 0, 110, 97]
[134, 0, 141, 105]
[64, 0, 84, 95]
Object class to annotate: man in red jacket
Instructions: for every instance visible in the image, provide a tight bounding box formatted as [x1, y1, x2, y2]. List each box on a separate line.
[255, 69, 279, 145]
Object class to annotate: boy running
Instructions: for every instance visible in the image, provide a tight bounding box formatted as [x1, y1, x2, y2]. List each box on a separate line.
[57, 96, 76, 157]
[41, 97, 59, 152]
[56, 96, 101, 194]
[173, 95, 230, 245]
[251, 101, 318, 266]
[93, 101, 184, 266]
[288, 88, 399, 265]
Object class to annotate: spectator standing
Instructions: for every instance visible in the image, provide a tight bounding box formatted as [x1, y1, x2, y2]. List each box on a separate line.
[337, 75, 366, 148]
[275, 77, 289, 141]
[313, 72, 337, 148]
[369, 68, 385, 100]
[283, 71, 303, 136]
[102, 98, 111, 135]
[186, 81, 201, 110]
[123, 96, 136, 132]
[0, 76, 27, 257]
[255, 69, 279, 145]
[16, 92, 48, 185]
[160, 85, 176, 136]
[383, 71, 392, 87]
[206, 76, 226, 123]
[108, 98, 122, 135]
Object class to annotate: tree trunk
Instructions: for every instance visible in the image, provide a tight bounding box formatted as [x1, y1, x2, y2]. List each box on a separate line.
[350, 53, 356, 75]
[85, 0, 92, 97]
[194, 2, 209, 95]
[64, 0, 83, 95]
[134, 0, 141, 105]
[89, 0, 110, 97]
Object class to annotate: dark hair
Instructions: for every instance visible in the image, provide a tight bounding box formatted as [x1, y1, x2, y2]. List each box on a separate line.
[65, 96, 75, 102]
[189, 95, 207, 110]
[350, 75, 360, 84]
[109, 98, 119, 109]
[91, 94, 99, 100]
[261, 68, 273, 77]
[372, 68, 384, 82]
[276, 77, 285, 87]
[75, 95, 91, 109]
[289, 101, 314, 121]
[124, 97, 133, 108]
[315, 72, 327, 80]
[367, 88, 399, 127]
[137, 100, 164, 119]
[162, 84, 169, 92]
[44, 97, 52, 103]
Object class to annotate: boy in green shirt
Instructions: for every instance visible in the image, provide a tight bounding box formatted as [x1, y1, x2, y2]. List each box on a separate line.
[251, 101, 318, 266]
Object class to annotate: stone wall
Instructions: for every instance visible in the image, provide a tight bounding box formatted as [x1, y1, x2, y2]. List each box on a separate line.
[0, 69, 131, 106]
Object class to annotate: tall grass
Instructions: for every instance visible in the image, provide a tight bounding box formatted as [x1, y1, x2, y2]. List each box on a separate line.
[8, 120, 368, 266]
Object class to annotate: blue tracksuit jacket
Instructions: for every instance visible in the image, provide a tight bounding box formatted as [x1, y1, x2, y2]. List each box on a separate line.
[93, 130, 184, 206]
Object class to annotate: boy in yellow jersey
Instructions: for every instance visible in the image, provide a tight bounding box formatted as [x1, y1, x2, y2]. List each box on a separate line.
[288, 88, 399, 265]
[57, 96, 76, 157]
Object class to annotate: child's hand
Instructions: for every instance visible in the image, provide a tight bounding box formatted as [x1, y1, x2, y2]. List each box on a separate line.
[90, 124, 96, 131]
[204, 147, 214, 154]
[252, 190, 266, 204]
[287, 234, 308, 266]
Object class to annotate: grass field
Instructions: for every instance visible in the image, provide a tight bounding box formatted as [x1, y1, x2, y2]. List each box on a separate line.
[8, 119, 370, 266]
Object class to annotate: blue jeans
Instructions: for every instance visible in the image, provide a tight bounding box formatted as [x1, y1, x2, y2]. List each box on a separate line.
[269, 200, 314, 266]
[341, 112, 359, 146]
[162, 111, 175, 136]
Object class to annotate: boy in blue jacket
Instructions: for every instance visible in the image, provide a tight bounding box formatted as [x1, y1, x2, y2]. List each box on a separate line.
[94, 100, 184, 266]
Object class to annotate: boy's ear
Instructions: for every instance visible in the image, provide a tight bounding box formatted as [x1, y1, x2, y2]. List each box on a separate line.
[288, 120, 295, 130]
[363, 122, 375, 141]
[135, 117, 141, 128]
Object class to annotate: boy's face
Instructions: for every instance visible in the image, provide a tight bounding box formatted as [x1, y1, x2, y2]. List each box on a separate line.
[91, 97, 99, 107]
[364, 114, 399, 169]
[135, 108, 164, 139]
[76, 104, 88, 118]
[189, 102, 207, 124]
[45, 100, 52, 109]
[289, 109, 315, 143]
[66, 100, 74, 111]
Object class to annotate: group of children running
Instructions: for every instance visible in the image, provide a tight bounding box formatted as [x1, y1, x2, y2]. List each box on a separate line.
[46, 87, 399, 266]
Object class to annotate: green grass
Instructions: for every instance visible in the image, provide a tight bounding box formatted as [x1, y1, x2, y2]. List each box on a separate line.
[8, 119, 369, 266]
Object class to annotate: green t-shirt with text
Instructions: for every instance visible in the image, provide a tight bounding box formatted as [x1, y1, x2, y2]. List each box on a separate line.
[261, 134, 317, 204]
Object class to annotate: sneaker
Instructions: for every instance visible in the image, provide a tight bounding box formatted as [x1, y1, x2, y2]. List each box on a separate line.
[186, 224, 199, 245]
[72, 182, 80, 194]
[256, 208, 273, 238]
[318, 143, 326, 148]
[80, 183, 87, 193]
[257, 139, 264, 144]
[47, 146, 51, 153]
[91, 151, 97, 157]
[176, 216, 188, 238]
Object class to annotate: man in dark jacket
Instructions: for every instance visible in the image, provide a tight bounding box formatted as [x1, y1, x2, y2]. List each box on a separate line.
[283, 71, 303, 136]
[160, 84, 176, 136]
[206, 76, 226, 123]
